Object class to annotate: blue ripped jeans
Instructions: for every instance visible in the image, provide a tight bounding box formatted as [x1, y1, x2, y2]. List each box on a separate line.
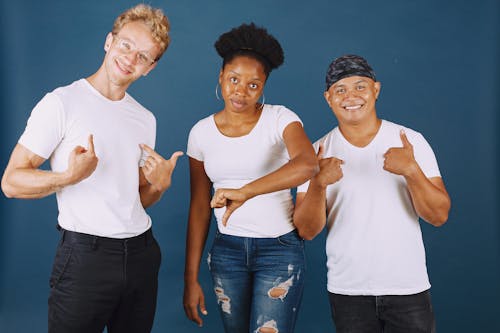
[208, 229, 305, 333]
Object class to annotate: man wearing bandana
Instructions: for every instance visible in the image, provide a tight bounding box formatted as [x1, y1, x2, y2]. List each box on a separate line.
[294, 55, 451, 333]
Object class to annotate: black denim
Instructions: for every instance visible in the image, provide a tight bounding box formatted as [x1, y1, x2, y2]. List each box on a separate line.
[329, 290, 436, 333]
[48, 227, 161, 333]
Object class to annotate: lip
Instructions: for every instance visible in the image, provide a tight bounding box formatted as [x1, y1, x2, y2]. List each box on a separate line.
[115, 58, 133, 75]
[230, 98, 247, 109]
[342, 104, 364, 111]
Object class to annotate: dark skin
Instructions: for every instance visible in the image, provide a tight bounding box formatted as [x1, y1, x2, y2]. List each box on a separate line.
[183, 55, 318, 326]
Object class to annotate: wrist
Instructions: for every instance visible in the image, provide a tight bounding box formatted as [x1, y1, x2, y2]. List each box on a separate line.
[310, 175, 329, 189]
[240, 184, 255, 200]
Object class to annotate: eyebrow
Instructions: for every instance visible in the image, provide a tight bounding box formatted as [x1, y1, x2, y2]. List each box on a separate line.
[334, 79, 368, 88]
[228, 70, 263, 82]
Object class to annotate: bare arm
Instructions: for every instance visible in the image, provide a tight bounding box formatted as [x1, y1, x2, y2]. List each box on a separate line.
[138, 144, 183, 208]
[183, 157, 212, 327]
[2, 136, 98, 199]
[293, 145, 344, 240]
[384, 131, 451, 226]
[211, 122, 319, 225]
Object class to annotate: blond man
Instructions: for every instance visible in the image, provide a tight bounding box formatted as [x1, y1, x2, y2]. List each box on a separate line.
[1, 4, 181, 332]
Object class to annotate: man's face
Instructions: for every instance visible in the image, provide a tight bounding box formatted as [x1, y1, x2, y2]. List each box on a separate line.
[324, 75, 381, 126]
[104, 21, 161, 87]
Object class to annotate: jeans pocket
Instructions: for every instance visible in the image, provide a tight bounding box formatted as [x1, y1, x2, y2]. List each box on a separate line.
[277, 230, 304, 248]
[49, 244, 73, 289]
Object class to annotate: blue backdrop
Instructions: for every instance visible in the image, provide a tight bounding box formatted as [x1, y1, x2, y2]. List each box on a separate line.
[1, 0, 499, 332]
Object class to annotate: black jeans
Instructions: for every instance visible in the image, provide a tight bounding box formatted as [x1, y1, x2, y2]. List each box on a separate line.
[329, 290, 436, 333]
[48, 227, 161, 333]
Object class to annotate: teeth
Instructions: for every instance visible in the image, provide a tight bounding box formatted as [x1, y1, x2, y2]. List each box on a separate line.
[345, 105, 361, 110]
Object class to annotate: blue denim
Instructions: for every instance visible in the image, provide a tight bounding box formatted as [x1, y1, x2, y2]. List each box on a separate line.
[208, 229, 305, 333]
[329, 290, 436, 333]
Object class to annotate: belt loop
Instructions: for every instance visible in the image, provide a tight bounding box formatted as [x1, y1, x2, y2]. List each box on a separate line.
[61, 229, 66, 243]
[92, 236, 98, 250]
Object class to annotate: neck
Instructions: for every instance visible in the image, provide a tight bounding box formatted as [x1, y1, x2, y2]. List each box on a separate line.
[338, 115, 382, 147]
[86, 64, 129, 101]
[221, 104, 261, 123]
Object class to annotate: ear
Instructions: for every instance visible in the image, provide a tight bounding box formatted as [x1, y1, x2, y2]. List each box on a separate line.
[104, 32, 113, 52]
[374, 81, 381, 100]
[142, 61, 158, 76]
[324, 90, 332, 108]
[218, 70, 223, 85]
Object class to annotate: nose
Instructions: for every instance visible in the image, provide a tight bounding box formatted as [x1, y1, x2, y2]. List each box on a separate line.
[234, 82, 247, 95]
[123, 51, 139, 65]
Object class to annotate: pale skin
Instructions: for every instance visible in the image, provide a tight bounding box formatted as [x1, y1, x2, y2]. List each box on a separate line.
[183, 56, 318, 327]
[1, 21, 182, 207]
[294, 75, 451, 240]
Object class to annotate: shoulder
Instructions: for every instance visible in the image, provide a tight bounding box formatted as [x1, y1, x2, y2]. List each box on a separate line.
[381, 119, 424, 139]
[264, 104, 300, 119]
[314, 127, 339, 148]
[189, 114, 215, 136]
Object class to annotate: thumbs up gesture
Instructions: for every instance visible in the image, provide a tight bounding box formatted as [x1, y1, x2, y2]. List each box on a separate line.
[383, 130, 418, 176]
[140, 144, 184, 192]
[66, 134, 99, 185]
[315, 144, 344, 187]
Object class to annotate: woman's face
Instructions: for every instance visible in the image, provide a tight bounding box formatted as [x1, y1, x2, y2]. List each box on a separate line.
[219, 56, 267, 113]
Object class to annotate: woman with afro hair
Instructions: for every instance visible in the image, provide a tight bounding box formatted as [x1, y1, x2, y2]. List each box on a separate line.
[184, 23, 318, 332]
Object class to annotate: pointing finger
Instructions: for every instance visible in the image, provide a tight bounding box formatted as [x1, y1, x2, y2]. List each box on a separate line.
[87, 134, 95, 154]
[222, 206, 234, 226]
[169, 151, 184, 167]
[139, 144, 161, 159]
[317, 144, 324, 159]
[400, 129, 412, 148]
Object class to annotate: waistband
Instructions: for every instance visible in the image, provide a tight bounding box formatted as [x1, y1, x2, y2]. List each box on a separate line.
[57, 225, 155, 250]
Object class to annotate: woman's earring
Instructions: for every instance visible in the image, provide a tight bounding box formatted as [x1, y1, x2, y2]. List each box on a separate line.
[215, 83, 221, 101]
[259, 93, 265, 109]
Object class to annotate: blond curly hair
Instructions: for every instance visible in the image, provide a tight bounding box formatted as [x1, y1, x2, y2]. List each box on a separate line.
[112, 4, 170, 60]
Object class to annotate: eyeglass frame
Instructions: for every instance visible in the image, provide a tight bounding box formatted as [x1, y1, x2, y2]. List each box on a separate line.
[111, 34, 157, 66]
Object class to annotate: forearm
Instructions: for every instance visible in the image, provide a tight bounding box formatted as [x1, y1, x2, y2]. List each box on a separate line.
[2, 168, 71, 199]
[242, 156, 318, 199]
[184, 208, 211, 283]
[405, 169, 451, 226]
[293, 179, 327, 240]
[139, 184, 165, 208]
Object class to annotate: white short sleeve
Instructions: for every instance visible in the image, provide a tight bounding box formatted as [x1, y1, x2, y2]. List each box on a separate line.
[412, 132, 441, 178]
[187, 121, 204, 162]
[276, 106, 302, 140]
[18, 93, 65, 159]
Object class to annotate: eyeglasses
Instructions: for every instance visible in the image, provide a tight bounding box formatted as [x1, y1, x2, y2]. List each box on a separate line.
[113, 35, 156, 66]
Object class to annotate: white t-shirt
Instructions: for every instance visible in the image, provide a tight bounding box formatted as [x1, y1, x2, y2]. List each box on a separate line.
[187, 104, 301, 238]
[298, 120, 441, 296]
[19, 79, 156, 238]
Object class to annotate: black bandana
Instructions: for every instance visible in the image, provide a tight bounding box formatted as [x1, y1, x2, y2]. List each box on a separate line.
[325, 55, 377, 91]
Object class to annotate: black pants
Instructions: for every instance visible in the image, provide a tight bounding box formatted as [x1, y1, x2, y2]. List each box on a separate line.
[329, 290, 436, 333]
[48, 227, 161, 333]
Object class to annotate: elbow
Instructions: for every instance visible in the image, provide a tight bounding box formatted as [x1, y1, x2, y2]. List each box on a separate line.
[297, 229, 318, 241]
[431, 210, 449, 227]
[294, 216, 324, 240]
[1, 175, 15, 198]
[426, 205, 450, 227]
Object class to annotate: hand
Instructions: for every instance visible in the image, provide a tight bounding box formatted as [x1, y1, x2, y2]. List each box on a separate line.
[66, 134, 98, 184]
[211, 188, 248, 226]
[183, 280, 208, 327]
[383, 130, 418, 176]
[314, 144, 344, 187]
[140, 144, 183, 192]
